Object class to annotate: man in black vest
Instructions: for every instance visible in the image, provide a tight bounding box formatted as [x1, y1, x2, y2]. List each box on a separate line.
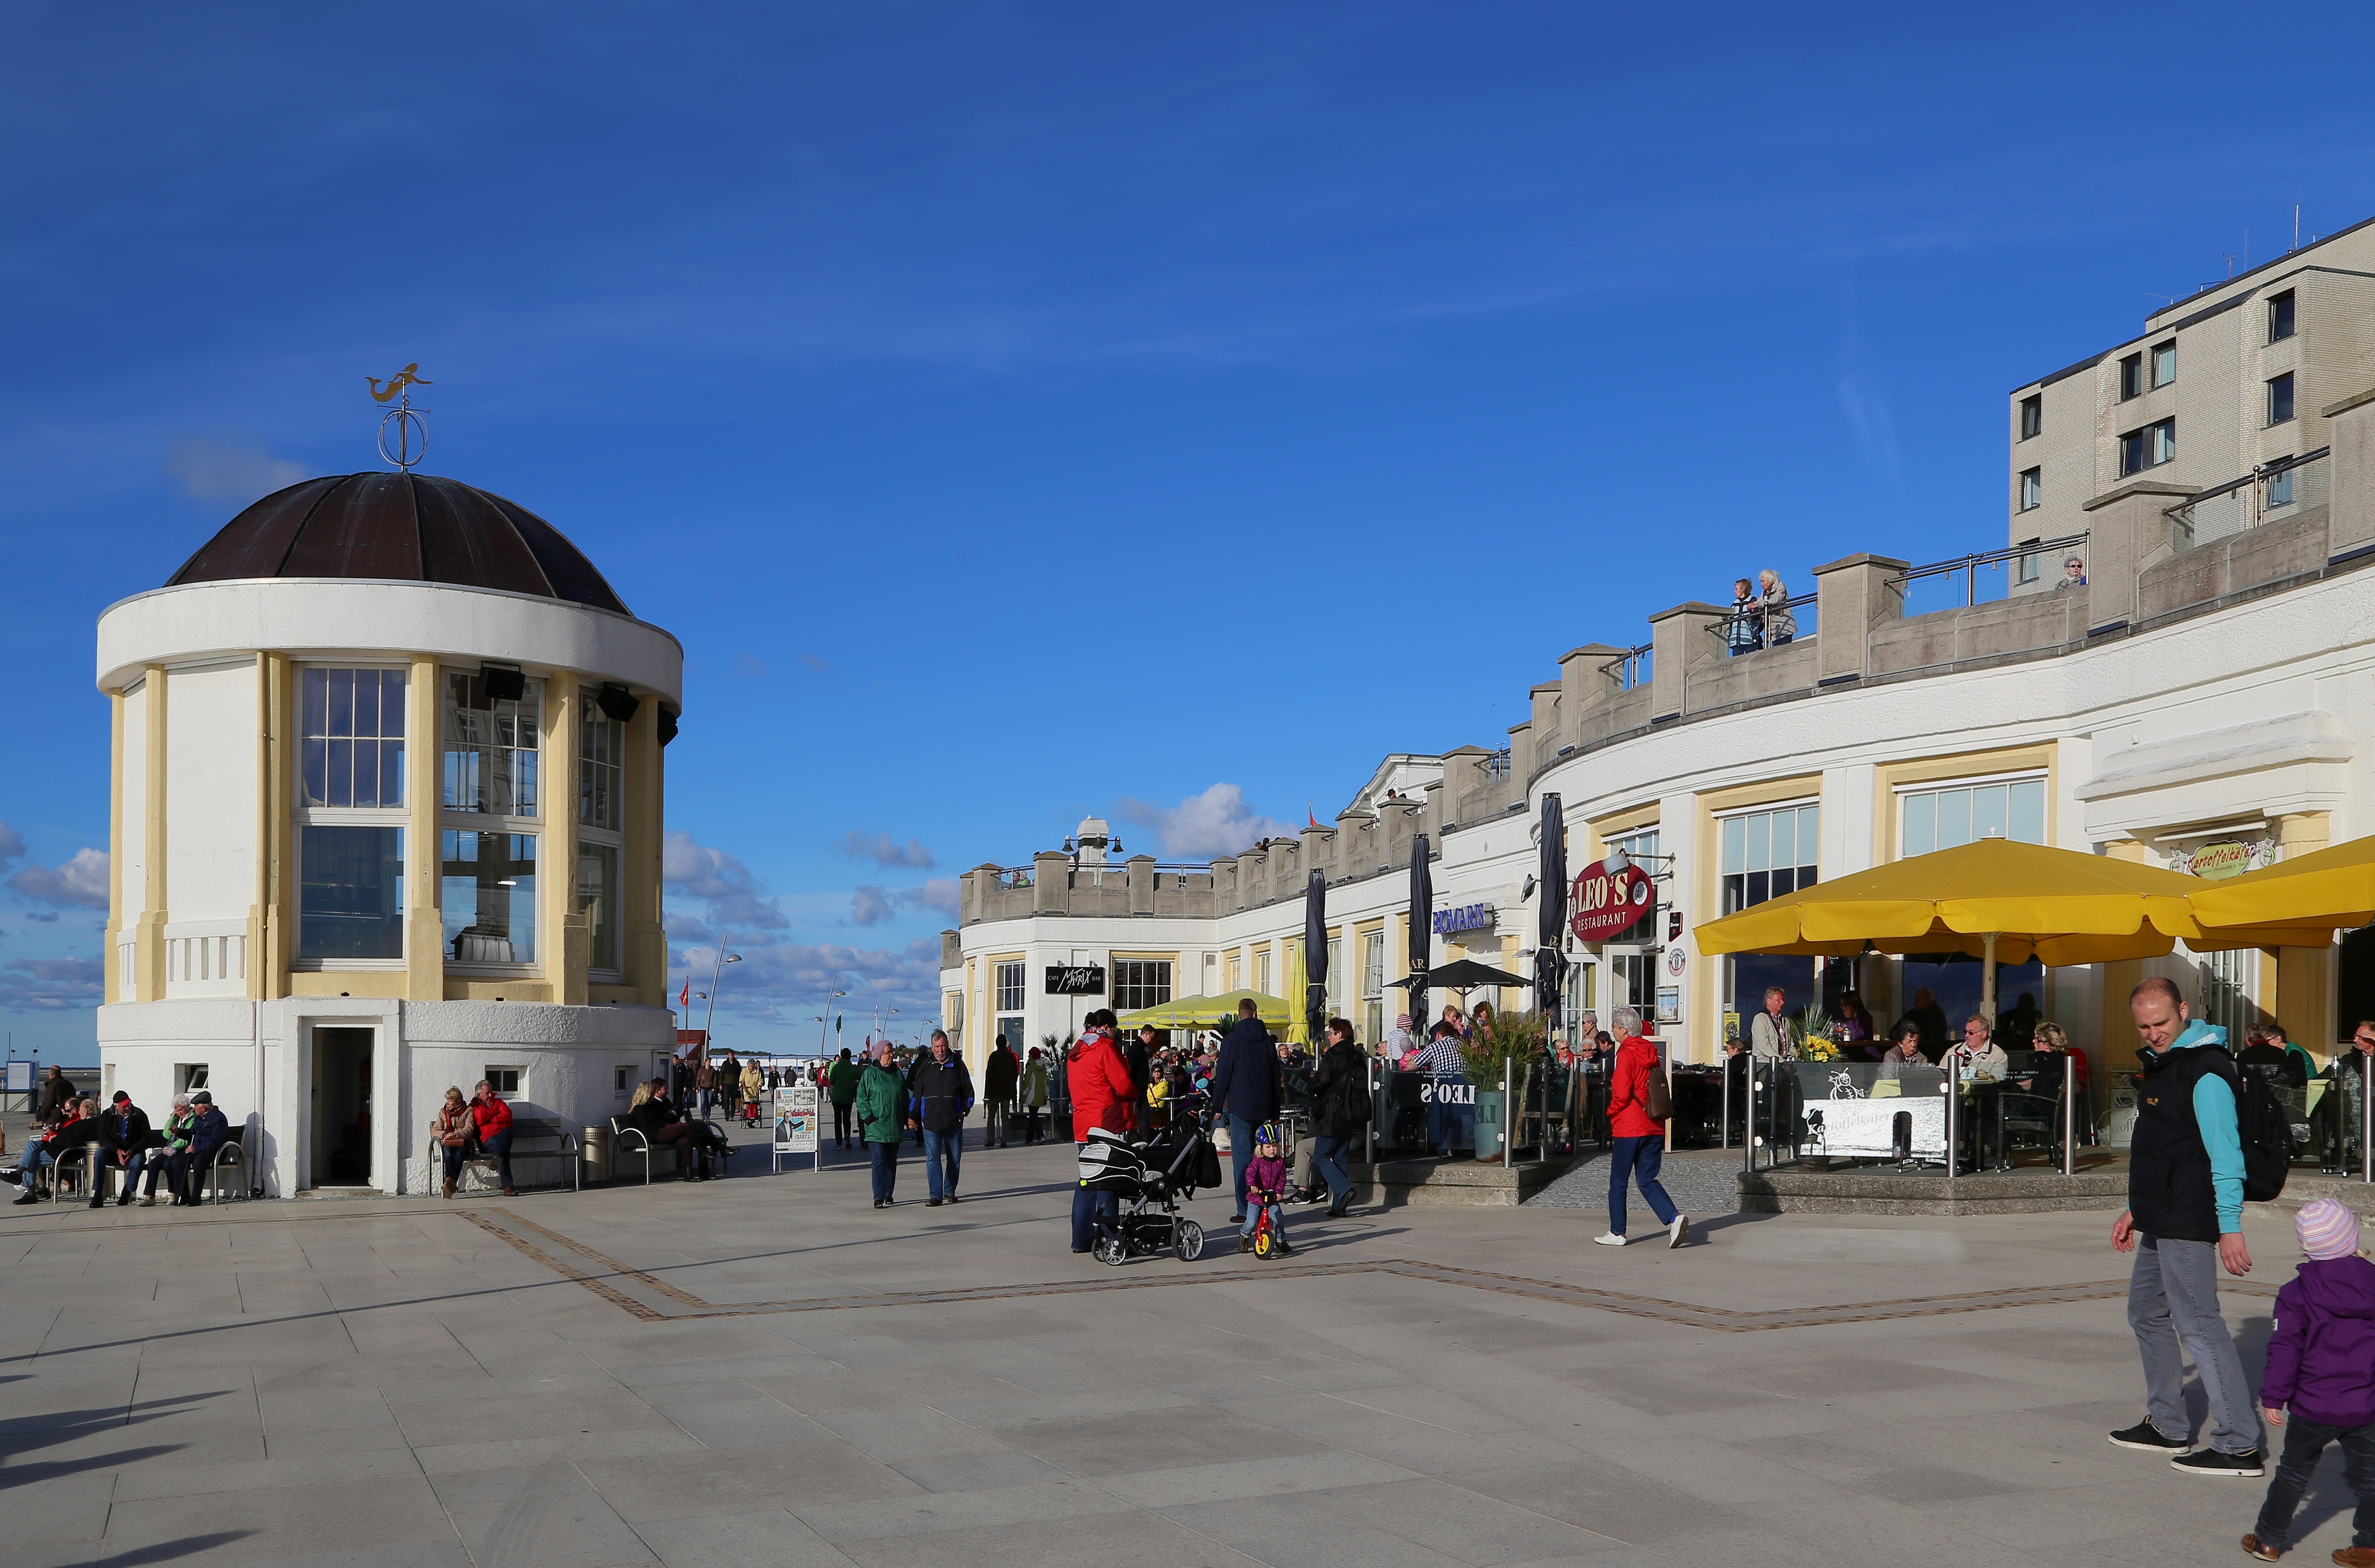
[2107, 975, 2263, 1476]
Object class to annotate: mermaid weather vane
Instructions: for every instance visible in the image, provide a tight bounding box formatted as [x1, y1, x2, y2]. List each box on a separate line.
[366, 363, 432, 470]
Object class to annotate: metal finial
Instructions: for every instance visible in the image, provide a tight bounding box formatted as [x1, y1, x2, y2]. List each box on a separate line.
[367, 363, 433, 471]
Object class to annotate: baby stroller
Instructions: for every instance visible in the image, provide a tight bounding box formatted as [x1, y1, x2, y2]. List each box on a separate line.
[1076, 1117, 1224, 1266]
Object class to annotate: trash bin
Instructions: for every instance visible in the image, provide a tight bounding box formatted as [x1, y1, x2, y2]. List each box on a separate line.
[1474, 1088, 1504, 1161]
[581, 1124, 611, 1185]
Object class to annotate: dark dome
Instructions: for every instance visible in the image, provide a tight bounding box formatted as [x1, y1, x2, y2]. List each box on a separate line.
[167, 472, 632, 616]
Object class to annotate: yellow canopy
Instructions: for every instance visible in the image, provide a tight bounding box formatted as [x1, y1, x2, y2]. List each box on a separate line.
[1693, 837, 2327, 965]
[2192, 833, 2375, 932]
[1116, 990, 1296, 1031]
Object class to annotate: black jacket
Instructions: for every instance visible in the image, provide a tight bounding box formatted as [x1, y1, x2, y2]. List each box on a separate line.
[1210, 1019, 1283, 1124]
[100, 1105, 154, 1154]
[1311, 1039, 1368, 1138]
[907, 1056, 975, 1134]
[2128, 1043, 2233, 1244]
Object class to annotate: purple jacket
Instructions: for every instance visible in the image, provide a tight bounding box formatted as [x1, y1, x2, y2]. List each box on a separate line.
[2263, 1256, 2375, 1428]
[1243, 1154, 1288, 1204]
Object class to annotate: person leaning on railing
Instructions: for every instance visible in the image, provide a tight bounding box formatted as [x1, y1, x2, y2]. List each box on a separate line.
[1757, 570, 1796, 646]
[1725, 578, 1762, 656]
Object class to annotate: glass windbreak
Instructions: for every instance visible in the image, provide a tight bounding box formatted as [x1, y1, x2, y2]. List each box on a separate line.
[443, 830, 538, 963]
[444, 673, 540, 817]
[578, 691, 624, 830]
[1751, 1061, 1948, 1166]
[577, 842, 619, 971]
[302, 668, 406, 809]
[299, 826, 403, 960]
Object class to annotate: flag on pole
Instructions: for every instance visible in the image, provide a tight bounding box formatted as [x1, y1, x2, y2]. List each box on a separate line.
[678, 979, 690, 1009]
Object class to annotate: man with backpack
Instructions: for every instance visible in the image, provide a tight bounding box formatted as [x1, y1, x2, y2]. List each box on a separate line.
[1595, 1007, 1685, 1250]
[1307, 1018, 1370, 1218]
[2108, 975, 2273, 1477]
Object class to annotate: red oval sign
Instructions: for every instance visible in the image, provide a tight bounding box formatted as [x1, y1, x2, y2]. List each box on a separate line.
[1570, 863, 1652, 943]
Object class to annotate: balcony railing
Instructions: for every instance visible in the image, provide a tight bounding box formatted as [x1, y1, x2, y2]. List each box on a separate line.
[1898, 532, 2089, 614]
[2166, 448, 2331, 553]
[1703, 592, 1818, 651]
[1603, 642, 1653, 691]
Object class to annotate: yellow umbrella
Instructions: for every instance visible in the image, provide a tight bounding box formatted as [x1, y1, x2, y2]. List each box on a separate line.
[1116, 990, 1296, 1031]
[1284, 945, 1312, 1045]
[2192, 834, 2375, 932]
[1693, 836, 2331, 1020]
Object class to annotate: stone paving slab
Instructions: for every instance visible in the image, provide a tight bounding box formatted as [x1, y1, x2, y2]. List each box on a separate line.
[0, 1134, 2360, 1565]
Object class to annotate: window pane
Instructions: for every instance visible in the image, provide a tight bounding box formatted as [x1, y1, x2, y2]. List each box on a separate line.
[1720, 817, 1744, 876]
[1797, 807, 1819, 871]
[326, 738, 351, 807]
[579, 842, 619, 971]
[303, 738, 328, 808]
[353, 671, 377, 737]
[443, 830, 538, 964]
[1746, 870, 1769, 907]
[2152, 344, 2175, 387]
[380, 740, 404, 808]
[328, 669, 354, 737]
[1745, 813, 1770, 873]
[351, 738, 379, 808]
[1904, 792, 1935, 856]
[299, 826, 403, 960]
[444, 672, 541, 817]
[2009, 779, 2045, 844]
[380, 670, 406, 737]
[302, 668, 328, 739]
[1770, 866, 1795, 900]
[1937, 789, 1972, 849]
[1972, 784, 2009, 842]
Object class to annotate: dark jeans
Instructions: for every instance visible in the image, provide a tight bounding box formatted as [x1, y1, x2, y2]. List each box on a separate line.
[832, 1101, 854, 1146]
[1071, 1148, 1114, 1250]
[482, 1129, 514, 1189]
[868, 1138, 898, 1202]
[440, 1143, 467, 1185]
[1608, 1134, 1678, 1235]
[1228, 1114, 1260, 1216]
[1311, 1134, 1353, 1204]
[2255, 1415, 2375, 1550]
[143, 1150, 178, 1196]
[985, 1101, 1009, 1144]
[922, 1128, 961, 1199]
[1023, 1106, 1044, 1142]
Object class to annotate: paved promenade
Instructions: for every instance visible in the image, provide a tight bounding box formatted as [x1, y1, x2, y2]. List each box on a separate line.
[0, 1137, 2344, 1567]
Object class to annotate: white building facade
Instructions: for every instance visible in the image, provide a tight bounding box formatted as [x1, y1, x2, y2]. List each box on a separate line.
[94, 472, 682, 1196]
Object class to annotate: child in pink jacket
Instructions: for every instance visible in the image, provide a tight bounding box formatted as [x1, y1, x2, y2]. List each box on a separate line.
[1240, 1123, 1293, 1258]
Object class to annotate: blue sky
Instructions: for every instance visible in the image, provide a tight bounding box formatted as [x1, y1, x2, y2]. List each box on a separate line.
[6, 2, 2375, 1057]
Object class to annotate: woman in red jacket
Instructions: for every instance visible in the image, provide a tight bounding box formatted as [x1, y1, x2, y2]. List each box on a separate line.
[1598, 1009, 1686, 1250]
[469, 1080, 517, 1197]
[1066, 1010, 1137, 1253]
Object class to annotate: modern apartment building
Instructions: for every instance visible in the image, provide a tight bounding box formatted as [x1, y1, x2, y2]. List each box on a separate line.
[2008, 216, 2375, 581]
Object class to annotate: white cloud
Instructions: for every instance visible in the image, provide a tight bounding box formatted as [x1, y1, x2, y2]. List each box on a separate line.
[662, 830, 787, 930]
[165, 435, 307, 505]
[670, 936, 943, 1024]
[8, 848, 109, 910]
[903, 878, 960, 920]
[0, 956, 103, 1011]
[0, 822, 25, 863]
[1114, 783, 1290, 861]
[836, 830, 935, 870]
[850, 884, 893, 926]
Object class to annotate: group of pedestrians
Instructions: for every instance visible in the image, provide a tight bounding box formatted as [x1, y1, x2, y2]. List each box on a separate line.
[6, 1078, 229, 1207]
[1723, 570, 1796, 655]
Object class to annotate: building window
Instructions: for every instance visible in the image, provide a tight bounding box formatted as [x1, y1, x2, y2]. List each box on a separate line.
[2270, 289, 2296, 342]
[578, 842, 619, 972]
[2019, 468, 2041, 512]
[2268, 372, 2296, 426]
[2015, 537, 2042, 584]
[302, 668, 406, 809]
[2019, 394, 2041, 440]
[614, 1066, 636, 1095]
[1609, 952, 1652, 1010]
[298, 825, 403, 960]
[2270, 465, 2296, 508]
[2120, 352, 2143, 401]
[1255, 947, 1271, 995]
[1720, 807, 1817, 914]
[994, 959, 1026, 1052]
[442, 830, 537, 963]
[1225, 951, 1243, 992]
[2121, 418, 2175, 476]
[2149, 341, 2176, 389]
[1113, 959, 1172, 1014]
[1901, 776, 2045, 856]
[483, 1066, 522, 1095]
[578, 693, 625, 832]
[1362, 929, 1385, 1045]
[1604, 827, 1661, 943]
[444, 672, 540, 817]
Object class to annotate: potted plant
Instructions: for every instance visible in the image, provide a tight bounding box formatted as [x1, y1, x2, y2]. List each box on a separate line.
[1462, 1011, 1549, 1160]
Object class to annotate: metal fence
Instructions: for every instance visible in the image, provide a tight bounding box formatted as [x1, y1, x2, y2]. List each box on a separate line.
[2167, 448, 2331, 552]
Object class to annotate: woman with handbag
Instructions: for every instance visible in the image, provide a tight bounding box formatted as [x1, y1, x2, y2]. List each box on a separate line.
[432, 1086, 474, 1199]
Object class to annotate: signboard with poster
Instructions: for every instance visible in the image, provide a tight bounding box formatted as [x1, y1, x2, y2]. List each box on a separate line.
[1570, 860, 1654, 943]
[773, 1083, 821, 1172]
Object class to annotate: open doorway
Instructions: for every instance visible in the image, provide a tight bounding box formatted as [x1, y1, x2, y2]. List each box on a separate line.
[312, 1027, 374, 1186]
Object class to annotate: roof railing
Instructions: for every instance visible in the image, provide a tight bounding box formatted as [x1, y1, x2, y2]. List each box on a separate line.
[1602, 642, 1653, 691]
[1892, 533, 2089, 609]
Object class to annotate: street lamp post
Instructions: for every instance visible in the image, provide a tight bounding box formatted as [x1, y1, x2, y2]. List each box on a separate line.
[816, 989, 847, 1056]
[702, 951, 743, 1049]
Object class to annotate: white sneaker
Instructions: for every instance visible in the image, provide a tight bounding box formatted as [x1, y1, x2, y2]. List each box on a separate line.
[137, 1195, 155, 1208]
[1669, 1214, 1689, 1249]
[1593, 1232, 1628, 1247]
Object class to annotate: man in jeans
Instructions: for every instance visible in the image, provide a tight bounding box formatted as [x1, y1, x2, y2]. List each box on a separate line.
[1208, 997, 1283, 1248]
[907, 1029, 973, 1207]
[2108, 975, 2264, 1476]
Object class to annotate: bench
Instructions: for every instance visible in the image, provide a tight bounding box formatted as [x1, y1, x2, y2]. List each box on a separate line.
[52, 1140, 247, 1205]
[607, 1116, 736, 1185]
[425, 1118, 582, 1196]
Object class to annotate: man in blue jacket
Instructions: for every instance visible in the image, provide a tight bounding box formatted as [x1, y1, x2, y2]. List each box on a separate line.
[906, 1030, 974, 1208]
[2108, 976, 2263, 1477]
[1210, 998, 1282, 1243]
[175, 1091, 232, 1207]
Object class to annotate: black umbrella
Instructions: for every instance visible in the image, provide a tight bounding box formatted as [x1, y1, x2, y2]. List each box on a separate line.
[1398, 957, 1529, 993]
[1303, 869, 1329, 1045]
[1536, 793, 1568, 1019]
[1406, 833, 1432, 1035]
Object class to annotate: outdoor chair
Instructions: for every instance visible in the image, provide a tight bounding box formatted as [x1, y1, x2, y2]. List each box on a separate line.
[427, 1118, 581, 1195]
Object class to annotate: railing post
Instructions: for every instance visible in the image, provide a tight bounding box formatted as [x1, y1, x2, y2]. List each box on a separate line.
[2061, 1062, 2075, 1178]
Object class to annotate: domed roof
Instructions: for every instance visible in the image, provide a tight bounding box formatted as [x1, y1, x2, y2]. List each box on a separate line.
[166, 472, 632, 616]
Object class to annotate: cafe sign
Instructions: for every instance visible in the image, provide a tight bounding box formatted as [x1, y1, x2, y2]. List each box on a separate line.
[1431, 902, 1497, 937]
[1570, 859, 1654, 942]
[2179, 839, 2274, 881]
[1045, 964, 1107, 995]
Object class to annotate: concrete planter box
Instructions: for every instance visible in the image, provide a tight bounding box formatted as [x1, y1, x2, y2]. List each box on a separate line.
[1350, 1156, 1571, 1207]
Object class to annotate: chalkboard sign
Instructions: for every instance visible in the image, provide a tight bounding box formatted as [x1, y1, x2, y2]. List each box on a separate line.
[1046, 964, 1106, 995]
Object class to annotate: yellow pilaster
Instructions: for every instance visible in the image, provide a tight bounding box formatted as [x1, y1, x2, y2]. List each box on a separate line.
[136, 665, 168, 1002]
[404, 656, 443, 1000]
[2276, 812, 2338, 1054]
[621, 696, 665, 1006]
[105, 688, 124, 1006]
[546, 674, 587, 1005]
[259, 654, 292, 999]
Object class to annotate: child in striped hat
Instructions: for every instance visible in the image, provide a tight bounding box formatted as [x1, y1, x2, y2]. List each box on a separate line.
[2245, 1197, 2375, 1562]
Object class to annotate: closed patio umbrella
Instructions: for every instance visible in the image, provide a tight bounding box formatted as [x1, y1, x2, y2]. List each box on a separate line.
[1536, 793, 1568, 1020]
[1407, 833, 1433, 1036]
[1304, 869, 1329, 1046]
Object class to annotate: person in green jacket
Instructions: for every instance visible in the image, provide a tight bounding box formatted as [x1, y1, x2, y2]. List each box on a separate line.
[854, 1040, 906, 1207]
[826, 1048, 861, 1149]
